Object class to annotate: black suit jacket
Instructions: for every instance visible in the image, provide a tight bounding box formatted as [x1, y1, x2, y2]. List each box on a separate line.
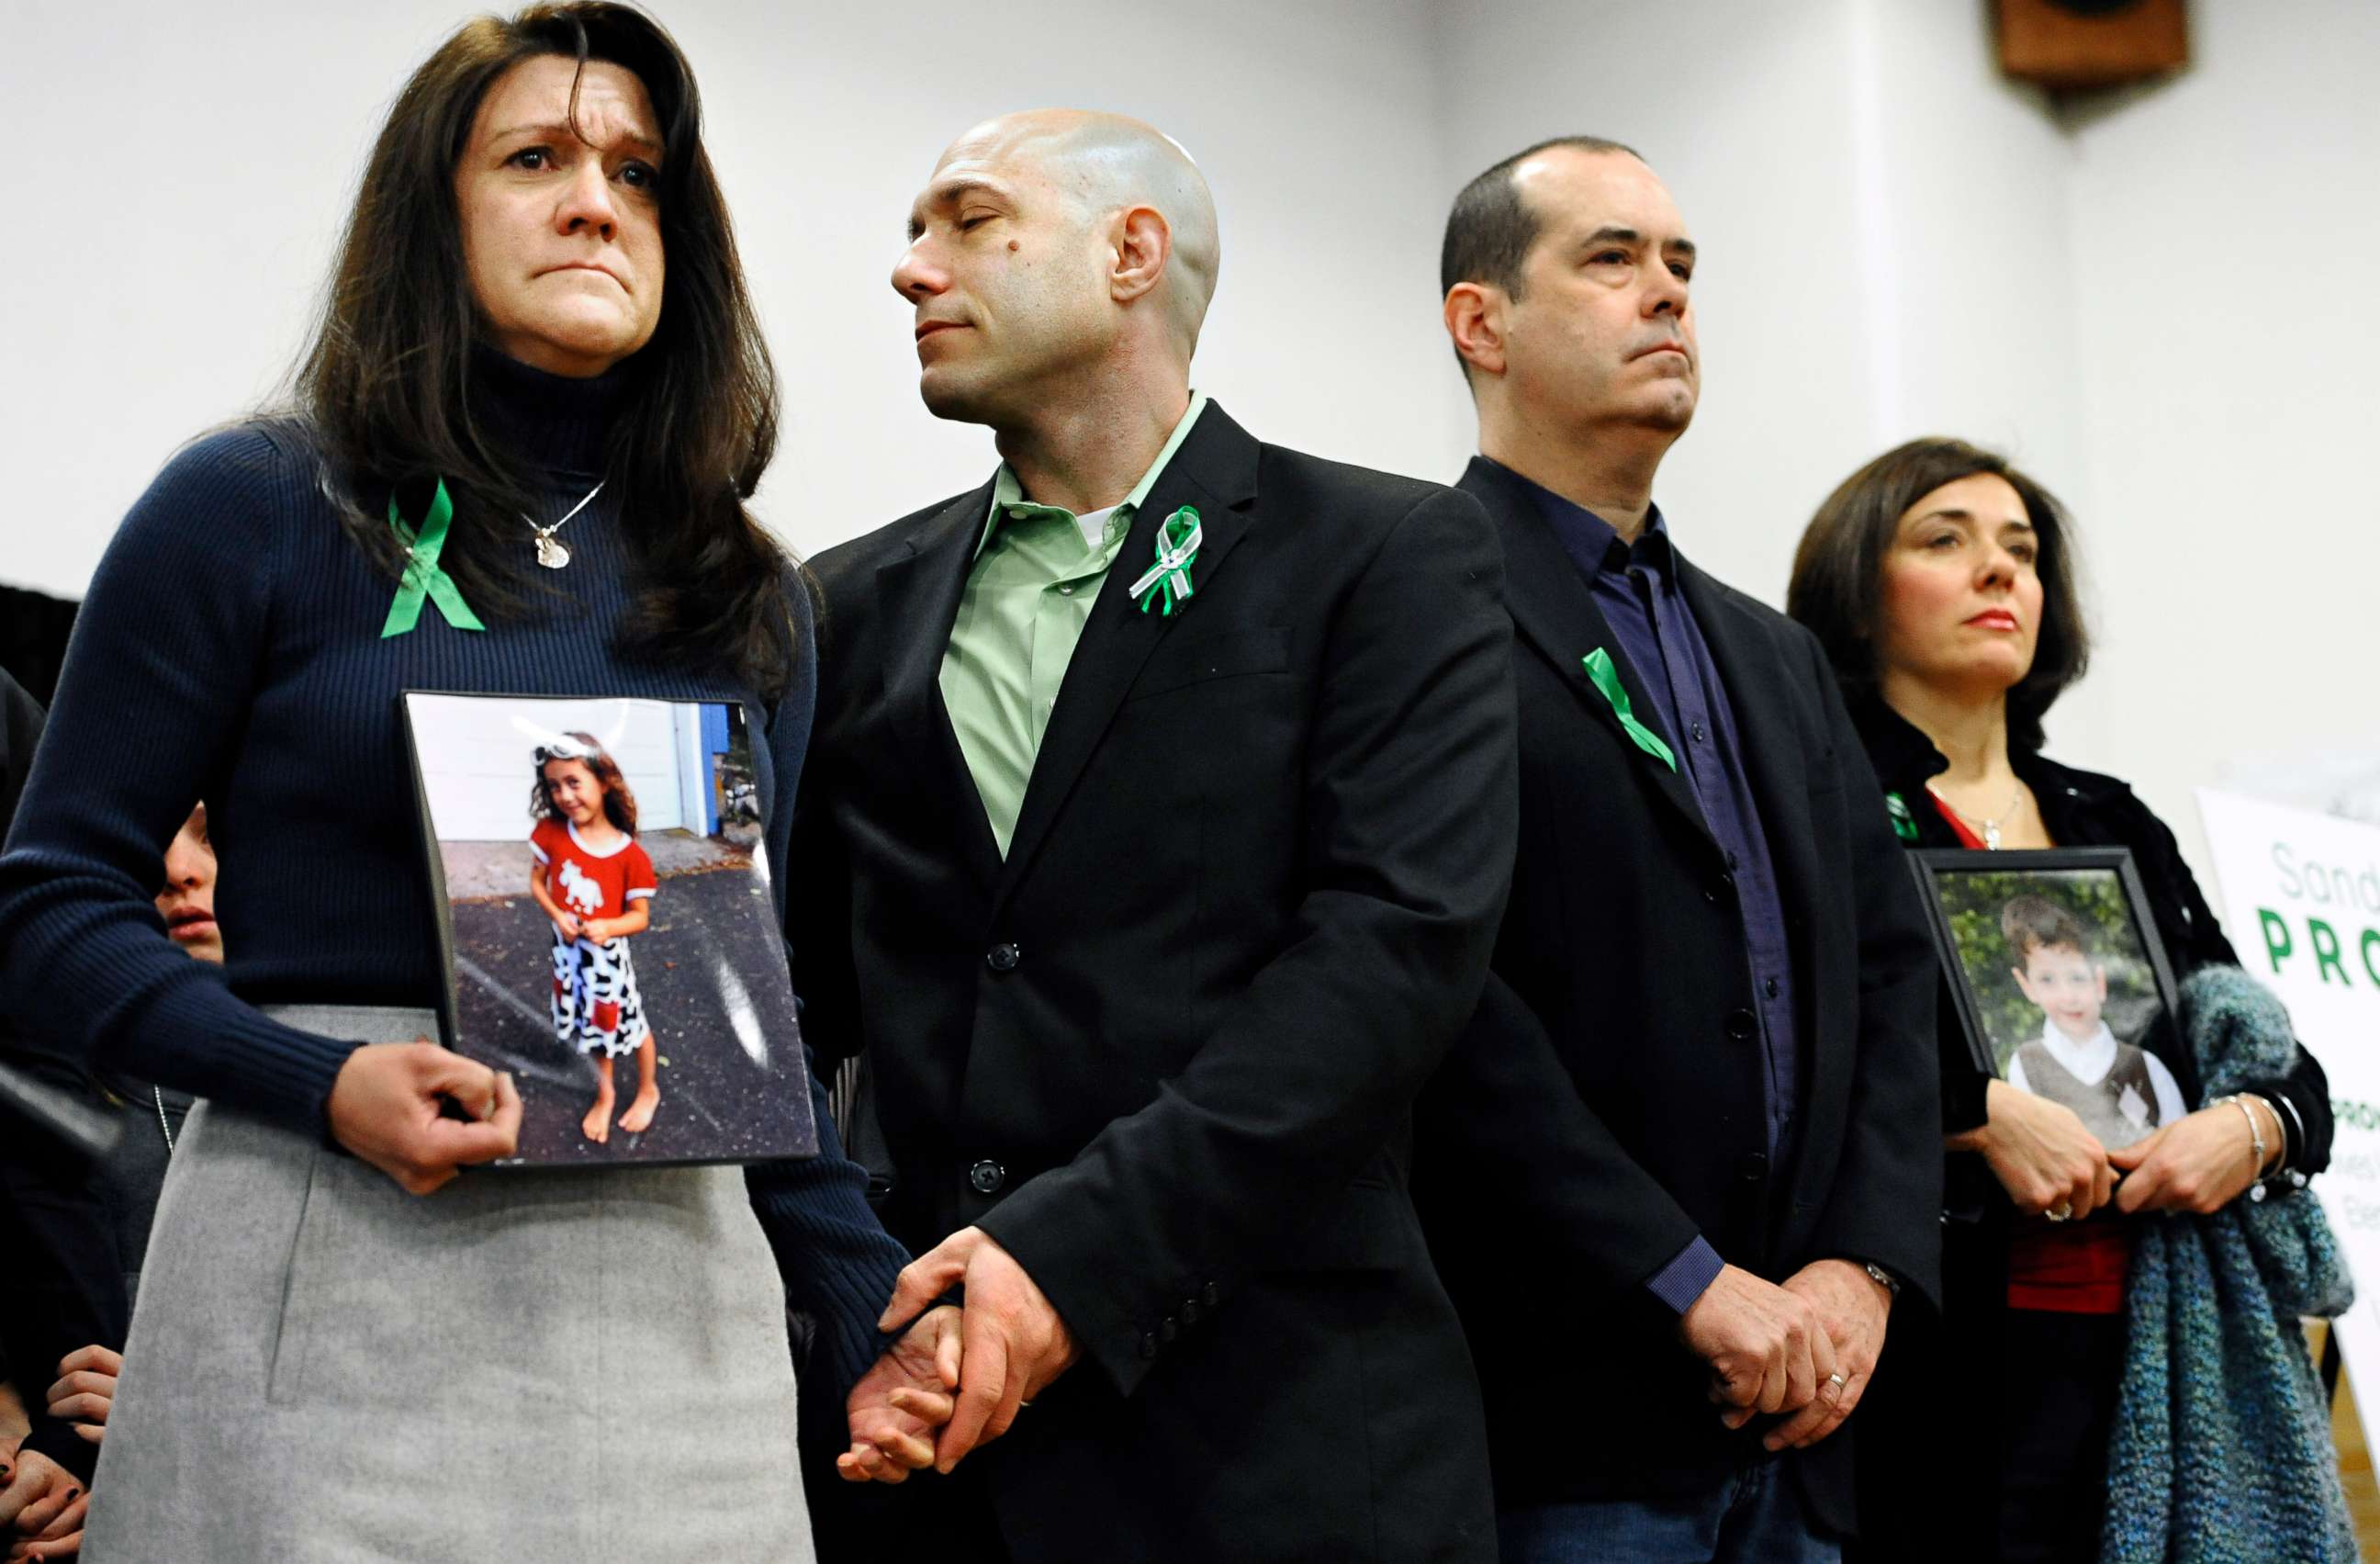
[1412, 457, 1942, 1536]
[791, 404, 1514, 1562]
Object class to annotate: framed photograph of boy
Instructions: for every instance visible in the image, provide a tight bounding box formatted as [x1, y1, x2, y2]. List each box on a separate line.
[399, 692, 819, 1169]
[1908, 848, 2186, 1153]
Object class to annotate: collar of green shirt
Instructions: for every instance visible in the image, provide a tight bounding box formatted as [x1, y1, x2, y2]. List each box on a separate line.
[971, 389, 1211, 559]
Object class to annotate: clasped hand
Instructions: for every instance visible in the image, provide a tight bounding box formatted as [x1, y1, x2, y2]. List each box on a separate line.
[1949, 1079, 2279, 1221]
[1949, 1078, 2114, 1219]
[0, 1444, 85, 1562]
[45, 1347, 118, 1448]
[2109, 1097, 2280, 1215]
[326, 1040, 522, 1195]
[1678, 1258, 1891, 1453]
[841, 1226, 1079, 1483]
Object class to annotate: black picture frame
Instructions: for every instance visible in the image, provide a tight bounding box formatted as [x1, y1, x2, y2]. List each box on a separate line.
[1906, 848, 2184, 1107]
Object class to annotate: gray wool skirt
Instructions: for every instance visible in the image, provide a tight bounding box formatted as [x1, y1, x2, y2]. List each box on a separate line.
[83, 1005, 815, 1562]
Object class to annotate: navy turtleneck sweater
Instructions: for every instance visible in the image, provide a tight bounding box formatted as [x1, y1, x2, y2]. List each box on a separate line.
[0, 352, 909, 1403]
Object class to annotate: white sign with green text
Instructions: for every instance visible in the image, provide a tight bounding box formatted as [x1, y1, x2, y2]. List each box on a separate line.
[2197, 788, 2380, 1448]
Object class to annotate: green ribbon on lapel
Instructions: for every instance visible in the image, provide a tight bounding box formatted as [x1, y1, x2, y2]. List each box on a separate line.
[380, 478, 486, 638]
[1884, 792, 1920, 842]
[1581, 648, 1676, 772]
[1128, 505, 1203, 616]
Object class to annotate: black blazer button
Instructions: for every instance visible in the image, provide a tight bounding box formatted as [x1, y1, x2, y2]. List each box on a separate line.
[985, 942, 1021, 973]
[1737, 1153, 1769, 1182]
[1181, 1298, 1202, 1326]
[1725, 1008, 1757, 1041]
[1139, 1331, 1158, 1360]
[1202, 1281, 1220, 1308]
[1161, 1316, 1180, 1343]
[968, 1159, 1005, 1194]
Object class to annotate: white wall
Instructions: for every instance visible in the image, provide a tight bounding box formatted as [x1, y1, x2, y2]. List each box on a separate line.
[4, 2, 463, 600]
[1431, 0, 2378, 879]
[1430, 0, 1889, 596]
[8, 0, 2376, 867]
[1856, 0, 2084, 513]
[1425, 0, 2085, 618]
[2061, 0, 2380, 857]
[0, 0, 1446, 596]
[407, 693, 700, 840]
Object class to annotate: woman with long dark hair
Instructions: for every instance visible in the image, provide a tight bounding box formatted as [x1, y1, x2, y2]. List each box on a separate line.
[1787, 438, 2336, 1561]
[0, 7, 937, 1555]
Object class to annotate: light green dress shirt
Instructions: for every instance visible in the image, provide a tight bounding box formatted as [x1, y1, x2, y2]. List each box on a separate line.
[938, 390, 1210, 857]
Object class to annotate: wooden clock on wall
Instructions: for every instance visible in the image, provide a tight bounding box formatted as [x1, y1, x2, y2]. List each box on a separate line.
[1996, 0, 2189, 91]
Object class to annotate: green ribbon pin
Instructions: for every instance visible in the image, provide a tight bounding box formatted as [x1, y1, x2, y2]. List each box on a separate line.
[1582, 648, 1676, 772]
[380, 478, 486, 638]
[1128, 505, 1203, 616]
[1884, 792, 1920, 842]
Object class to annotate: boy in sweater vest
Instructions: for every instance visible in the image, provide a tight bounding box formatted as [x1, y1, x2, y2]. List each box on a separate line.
[1999, 895, 2184, 1149]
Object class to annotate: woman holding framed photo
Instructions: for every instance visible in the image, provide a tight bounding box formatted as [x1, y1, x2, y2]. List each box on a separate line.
[1787, 437, 2334, 1562]
[0, 6, 948, 1556]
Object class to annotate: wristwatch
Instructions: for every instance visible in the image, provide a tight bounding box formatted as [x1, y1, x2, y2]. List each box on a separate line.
[1862, 1262, 1901, 1298]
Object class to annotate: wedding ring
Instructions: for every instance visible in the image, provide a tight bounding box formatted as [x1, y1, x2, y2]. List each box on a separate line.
[1827, 1372, 1847, 1391]
[2046, 1202, 2072, 1222]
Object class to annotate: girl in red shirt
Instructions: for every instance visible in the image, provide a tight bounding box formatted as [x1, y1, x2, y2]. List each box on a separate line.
[528, 733, 660, 1144]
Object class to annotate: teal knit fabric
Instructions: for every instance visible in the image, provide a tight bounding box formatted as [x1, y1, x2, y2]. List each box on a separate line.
[2102, 966, 2356, 1563]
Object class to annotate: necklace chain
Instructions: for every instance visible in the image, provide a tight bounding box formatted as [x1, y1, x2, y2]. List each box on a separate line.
[523, 481, 605, 569]
[155, 1085, 175, 1153]
[1927, 780, 2026, 851]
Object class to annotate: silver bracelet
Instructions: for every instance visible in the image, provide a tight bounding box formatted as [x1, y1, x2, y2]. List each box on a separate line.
[2249, 1091, 2310, 1199]
[2265, 1089, 2307, 1168]
[2223, 1094, 2269, 1176]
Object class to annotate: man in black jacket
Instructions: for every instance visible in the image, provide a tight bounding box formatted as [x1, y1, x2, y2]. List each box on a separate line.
[1415, 136, 1942, 1560]
[794, 109, 1515, 1561]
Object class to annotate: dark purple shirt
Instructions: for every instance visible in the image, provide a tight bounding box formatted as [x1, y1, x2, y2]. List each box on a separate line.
[1506, 466, 1802, 1311]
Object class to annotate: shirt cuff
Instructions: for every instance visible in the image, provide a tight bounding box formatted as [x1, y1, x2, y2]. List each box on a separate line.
[1944, 1067, 1992, 1137]
[1646, 1234, 1726, 1315]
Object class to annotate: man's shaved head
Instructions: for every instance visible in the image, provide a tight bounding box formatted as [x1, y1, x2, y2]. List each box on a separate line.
[894, 108, 1220, 430]
[932, 108, 1220, 356]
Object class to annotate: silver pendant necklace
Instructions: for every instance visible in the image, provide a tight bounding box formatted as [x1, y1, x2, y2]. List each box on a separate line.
[524, 480, 606, 569]
[1929, 781, 2026, 850]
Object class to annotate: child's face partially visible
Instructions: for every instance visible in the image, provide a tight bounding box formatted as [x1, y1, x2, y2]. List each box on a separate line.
[156, 805, 222, 965]
[2011, 942, 2106, 1042]
[543, 758, 604, 827]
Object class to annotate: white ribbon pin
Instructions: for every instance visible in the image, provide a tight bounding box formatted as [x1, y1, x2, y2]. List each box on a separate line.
[1128, 506, 1204, 616]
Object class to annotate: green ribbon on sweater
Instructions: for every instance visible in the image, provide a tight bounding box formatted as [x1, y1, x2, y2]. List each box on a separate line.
[1581, 648, 1675, 772]
[381, 479, 485, 637]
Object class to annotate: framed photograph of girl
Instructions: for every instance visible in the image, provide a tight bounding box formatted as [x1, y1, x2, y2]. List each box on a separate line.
[1908, 847, 2186, 1153]
[399, 692, 818, 1166]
